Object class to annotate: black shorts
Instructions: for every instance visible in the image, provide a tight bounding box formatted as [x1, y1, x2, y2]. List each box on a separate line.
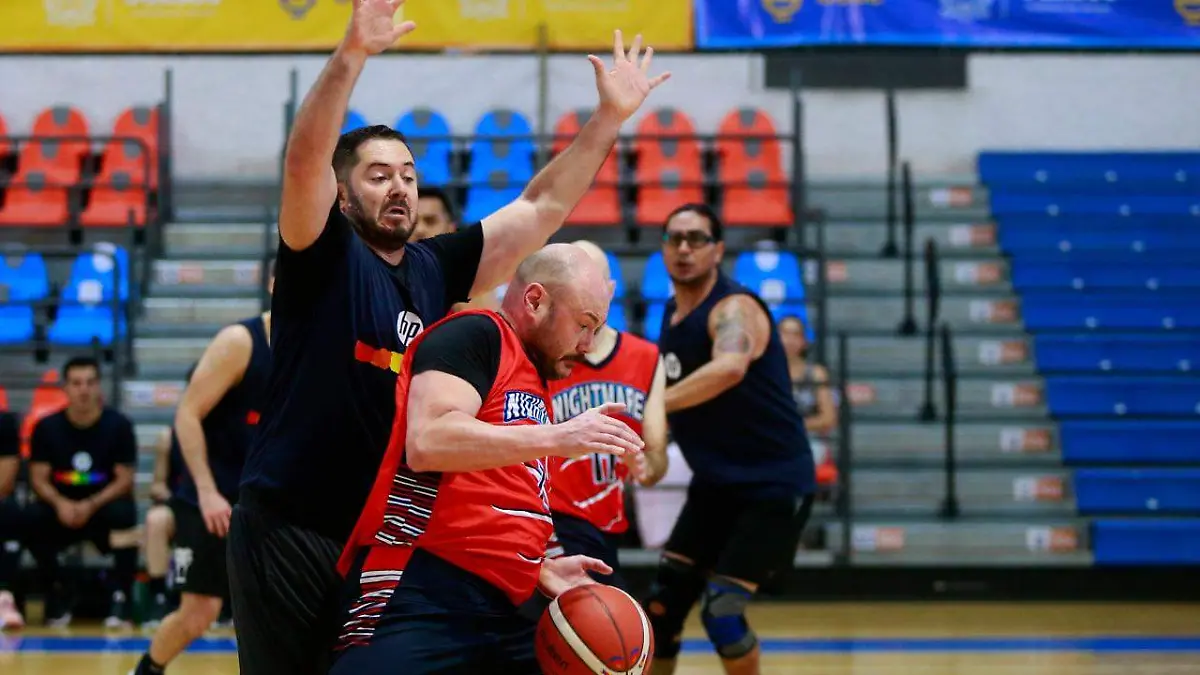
[550, 512, 626, 590]
[226, 490, 345, 675]
[169, 497, 229, 599]
[665, 481, 813, 587]
[24, 497, 137, 555]
[330, 548, 539, 675]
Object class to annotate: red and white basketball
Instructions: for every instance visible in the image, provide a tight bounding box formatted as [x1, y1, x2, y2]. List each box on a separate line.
[536, 584, 654, 675]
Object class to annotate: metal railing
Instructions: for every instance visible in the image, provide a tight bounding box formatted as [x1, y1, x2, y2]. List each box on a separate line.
[834, 331, 854, 565]
[939, 322, 960, 519]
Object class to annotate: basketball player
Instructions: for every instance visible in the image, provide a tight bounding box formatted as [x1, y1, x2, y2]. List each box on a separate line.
[330, 244, 644, 674]
[226, 0, 669, 673]
[642, 204, 816, 675]
[132, 278, 273, 675]
[546, 241, 667, 590]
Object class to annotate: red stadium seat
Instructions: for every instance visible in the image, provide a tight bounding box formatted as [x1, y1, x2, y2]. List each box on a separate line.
[21, 370, 68, 459]
[0, 386, 8, 411]
[0, 172, 70, 227]
[554, 109, 620, 226]
[0, 112, 11, 159]
[716, 108, 792, 227]
[80, 140, 149, 227]
[634, 109, 704, 226]
[20, 106, 91, 182]
[111, 106, 160, 189]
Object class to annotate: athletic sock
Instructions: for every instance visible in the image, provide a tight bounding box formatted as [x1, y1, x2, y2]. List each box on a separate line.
[135, 652, 166, 675]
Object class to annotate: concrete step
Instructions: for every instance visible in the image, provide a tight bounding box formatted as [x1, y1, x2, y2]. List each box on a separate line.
[829, 335, 1036, 376]
[812, 258, 1010, 294]
[846, 374, 1048, 419]
[848, 420, 1060, 466]
[152, 259, 266, 297]
[825, 520, 1092, 566]
[851, 468, 1075, 518]
[810, 182, 991, 222]
[810, 293, 1026, 335]
[134, 337, 213, 368]
[805, 221, 999, 258]
[144, 297, 260, 325]
[161, 222, 274, 257]
[136, 321, 230, 339]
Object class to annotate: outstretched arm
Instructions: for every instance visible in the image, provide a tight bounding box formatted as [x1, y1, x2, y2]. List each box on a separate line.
[471, 31, 670, 297]
[665, 295, 771, 414]
[278, 0, 416, 252]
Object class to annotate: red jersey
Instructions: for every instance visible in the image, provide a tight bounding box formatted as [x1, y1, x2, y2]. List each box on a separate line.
[337, 310, 553, 608]
[547, 331, 659, 534]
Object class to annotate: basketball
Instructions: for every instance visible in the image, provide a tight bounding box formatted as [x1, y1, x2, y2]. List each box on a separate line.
[536, 584, 655, 675]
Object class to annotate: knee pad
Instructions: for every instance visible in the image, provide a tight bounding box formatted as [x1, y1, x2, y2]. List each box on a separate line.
[700, 580, 757, 659]
[642, 556, 706, 659]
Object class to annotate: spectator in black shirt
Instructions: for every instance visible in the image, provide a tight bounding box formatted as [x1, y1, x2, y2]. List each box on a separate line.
[26, 356, 138, 628]
[0, 410, 23, 630]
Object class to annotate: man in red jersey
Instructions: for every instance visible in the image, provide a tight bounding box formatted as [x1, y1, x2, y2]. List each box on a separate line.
[329, 243, 645, 675]
[546, 241, 668, 591]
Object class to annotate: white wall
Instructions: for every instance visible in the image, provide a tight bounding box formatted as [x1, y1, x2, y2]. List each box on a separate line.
[1, 52, 1197, 180]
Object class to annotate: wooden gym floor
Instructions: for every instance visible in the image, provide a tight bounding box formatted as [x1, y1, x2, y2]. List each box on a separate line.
[3, 602, 1199, 674]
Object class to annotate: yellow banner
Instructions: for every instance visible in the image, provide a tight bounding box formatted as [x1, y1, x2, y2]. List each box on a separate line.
[0, 0, 692, 52]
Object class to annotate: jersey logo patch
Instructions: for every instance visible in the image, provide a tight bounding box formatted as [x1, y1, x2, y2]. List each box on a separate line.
[551, 381, 647, 424]
[396, 311, 425, 348]
[503, 390, 549, 425]
[664, 352, 682, 381]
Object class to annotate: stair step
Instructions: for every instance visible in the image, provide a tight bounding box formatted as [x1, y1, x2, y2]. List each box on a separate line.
[134, 337, 211, 366]
[850, 468, 1075, 517]
[829, 335, 1035, 376]
[813, 258, 1011, 294]
[152, 259, 266, 291]
[811, 182, 991, 222]
[807, 221, 999, 258]
[843, 374, 1047, 418]
[161, 222, 274, 257]
[143, 297, 260, 325]
[848, 420, 1059, 464]
[825, 520, 1091, 564]
[810, 294, 1026, 335]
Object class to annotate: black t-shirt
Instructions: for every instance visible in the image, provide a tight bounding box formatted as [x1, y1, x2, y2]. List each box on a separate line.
[409, 313, 503, 400]
[0, 412, 18, 460]
[241, 205, 485, 542]
[31, 408, 136, 501]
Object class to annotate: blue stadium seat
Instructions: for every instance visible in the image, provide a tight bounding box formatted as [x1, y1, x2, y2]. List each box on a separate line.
[1045, 376, 1200, 417]
[1091, 519, 1200, 565]
[979, 151, 1200, 191]
[642, 301, 665, 342]
[607, 301, 628, 333]
[997, 216, 1200, 254]
[990, 190, 1200, 218]
[342, 109, 369, 134]
[607, 251, 625, 300]
[1075, 468, 1200, 515]
[640, 253, 673, 303]
[395, 108, 453, 187]
[1021, 295, 1200, 331]
[1011, 261, 1200, 291]
[0, 251, 49, 344]
[469, 110, 535, 187]
[462, 170, 523, 224]
[732, 249, 805, 305]
[1061, 421, 1200, 464]
[1034, 335, 1200, 373]
[47, 245, 129, 346]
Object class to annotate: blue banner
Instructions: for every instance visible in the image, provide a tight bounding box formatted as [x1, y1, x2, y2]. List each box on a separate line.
[695, 0, 1200, 49]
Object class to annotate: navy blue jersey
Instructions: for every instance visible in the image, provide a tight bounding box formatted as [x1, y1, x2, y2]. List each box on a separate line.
[658, 272, 815, 496]
[177, 315, 272, 506]
[241, 206, 483, 542]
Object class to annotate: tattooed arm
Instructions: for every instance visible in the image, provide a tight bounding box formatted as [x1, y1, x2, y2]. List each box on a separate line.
[664, 295, 772, 414]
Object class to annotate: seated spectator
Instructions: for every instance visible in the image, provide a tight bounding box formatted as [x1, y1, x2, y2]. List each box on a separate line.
[0, 410, 23, 630]
[778, 315, 839, 488]
[25, 356, 138, 628]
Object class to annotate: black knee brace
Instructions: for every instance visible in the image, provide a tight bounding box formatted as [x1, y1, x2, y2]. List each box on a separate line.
[641, 556, 707, 659]
[700, 579, 757, 659]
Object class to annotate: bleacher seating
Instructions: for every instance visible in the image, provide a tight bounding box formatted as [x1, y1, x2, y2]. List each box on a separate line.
[0, 250, 49, 344]
[984, 150, 1200, 565]
[716, 108, 792, 226]
[46, 244, 130, 346]
[19, 369, 67, 458]
[464, 110, 536, 224]
[634, 109, 705, 226]
[555, 109, 621, 226]
[342, 109, 369, 134]
[396, 108, 453, 187]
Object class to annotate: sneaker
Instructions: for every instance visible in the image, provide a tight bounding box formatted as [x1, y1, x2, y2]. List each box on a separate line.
[104, 591, 132, 630]
[43, 591, 72, 628]
[0, 591, 24, 630]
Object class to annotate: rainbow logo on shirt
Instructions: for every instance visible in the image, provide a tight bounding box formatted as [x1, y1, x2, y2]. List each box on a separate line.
[54, 470, 109, 486]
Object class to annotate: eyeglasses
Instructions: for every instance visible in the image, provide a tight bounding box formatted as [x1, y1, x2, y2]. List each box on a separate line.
[662, 231, 715, 249]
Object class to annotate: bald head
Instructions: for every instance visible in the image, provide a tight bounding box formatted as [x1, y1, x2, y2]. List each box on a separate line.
[510, 243, 603, 293]
[570, 240, 611, 281]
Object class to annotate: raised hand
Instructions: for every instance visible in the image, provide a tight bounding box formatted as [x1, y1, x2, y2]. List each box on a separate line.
[553, 402, 645, 460]
[344, 0, 417, 57]
[589, 30, 671, 122]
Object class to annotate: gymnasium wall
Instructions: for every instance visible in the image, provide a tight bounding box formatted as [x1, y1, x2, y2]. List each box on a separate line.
[1, 52, 1196, 180]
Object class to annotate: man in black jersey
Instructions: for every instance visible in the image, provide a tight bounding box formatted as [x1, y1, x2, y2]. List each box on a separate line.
[131, 271, 274, 675]
[0, 409, 23, 630]
[643, 204, 816, 675]
[26, 357, 139, 628]
[226, 1, 669, 673]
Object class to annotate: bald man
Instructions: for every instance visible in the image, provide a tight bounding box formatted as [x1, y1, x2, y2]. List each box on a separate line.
[545, 241, 668, 590]
[331, 244, 645, 675]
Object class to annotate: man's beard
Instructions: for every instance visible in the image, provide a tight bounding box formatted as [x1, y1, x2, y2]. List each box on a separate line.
[344, 190, 413, 253]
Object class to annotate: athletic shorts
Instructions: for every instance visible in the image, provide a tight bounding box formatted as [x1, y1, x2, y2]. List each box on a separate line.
[169, 497, 229, 599]
[664, 480, 814, 586]
[330, 548, 539, 675]
[550, 512, 627, 590]
[226, 489, 344, 675]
